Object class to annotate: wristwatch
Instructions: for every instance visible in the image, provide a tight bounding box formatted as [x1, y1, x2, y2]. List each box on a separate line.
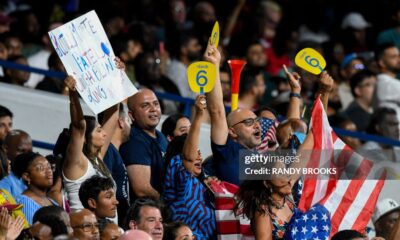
[290, 92, 301, 99]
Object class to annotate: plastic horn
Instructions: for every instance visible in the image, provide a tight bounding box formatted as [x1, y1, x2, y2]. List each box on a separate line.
[228, 59, 246, 111]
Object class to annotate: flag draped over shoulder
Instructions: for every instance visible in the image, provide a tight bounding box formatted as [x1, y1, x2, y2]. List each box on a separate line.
[212, 181, 254, 240]
[298, 96, 385, 236]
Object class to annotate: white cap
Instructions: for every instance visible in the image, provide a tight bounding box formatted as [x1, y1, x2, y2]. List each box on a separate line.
[372, 198, 400, 223]
[341, 12, 371, 30]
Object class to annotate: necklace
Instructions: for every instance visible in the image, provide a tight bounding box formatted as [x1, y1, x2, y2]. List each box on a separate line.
[28, 189, 51, 207]
[270, 196, 286, 209]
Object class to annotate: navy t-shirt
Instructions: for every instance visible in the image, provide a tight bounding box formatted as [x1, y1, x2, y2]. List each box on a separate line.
[103, 143, 129, 204]
[211, 137, 245, 185]
[120, 124, 168, 198]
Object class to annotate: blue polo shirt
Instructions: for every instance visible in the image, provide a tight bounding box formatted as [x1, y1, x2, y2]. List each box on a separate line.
[211, 137, 245, 185]
[103, 143, 129, 205]
[120, 124, 168, 198]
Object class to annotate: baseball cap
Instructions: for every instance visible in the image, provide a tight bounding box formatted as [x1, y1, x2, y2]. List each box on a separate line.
[372, 198, 400, 223]
[341, 53, 365, 69]
[341, 12, 371, 30]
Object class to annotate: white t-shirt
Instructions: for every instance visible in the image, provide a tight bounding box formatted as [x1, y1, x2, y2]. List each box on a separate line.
[374, 73, 400, 120]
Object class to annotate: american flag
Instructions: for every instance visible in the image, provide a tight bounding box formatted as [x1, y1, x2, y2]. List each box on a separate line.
[256, 117, 278, 153]
[298, 97, 385, 237]
[285, 204, 331, 240]
[211, 181, 254, 240]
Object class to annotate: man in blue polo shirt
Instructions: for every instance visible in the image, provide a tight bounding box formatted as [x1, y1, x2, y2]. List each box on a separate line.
[203, 44, 263, 185]
[120, 89, 167, 201]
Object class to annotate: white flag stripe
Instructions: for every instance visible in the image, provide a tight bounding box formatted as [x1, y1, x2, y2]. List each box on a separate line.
[339, 151, 366, 179]
[324, 180, 351, 215]
[311, 179, 329, 207]
[332, 139, 346, 164]
[337, 180, 381, 231]
[216, 210, 238, 221]
[217, 234, 241, 240]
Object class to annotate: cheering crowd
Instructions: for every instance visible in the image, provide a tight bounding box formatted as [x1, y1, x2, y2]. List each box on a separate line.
[1, 0, 400, 239]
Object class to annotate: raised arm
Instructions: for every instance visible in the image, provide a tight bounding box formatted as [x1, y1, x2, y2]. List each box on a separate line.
[100, 57, 126, 158]
[204, 41, 228, 145]
[288, 130, 314, 186]
[318, 71, 334, 111]
[183, 95, 206, 161]
[284, 65, 302, 119]
[64, 76, 87, 178]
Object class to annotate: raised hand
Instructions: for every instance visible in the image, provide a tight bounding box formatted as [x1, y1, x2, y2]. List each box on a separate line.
[6, 215, 25, 240]
[194, 95, 207, 115]
[114, 57, 125, 71]
[283, 64, 301, 94]
[319, 71, 334, 93]
[203, 40, 221, 66]
[64, 76, 77, 91]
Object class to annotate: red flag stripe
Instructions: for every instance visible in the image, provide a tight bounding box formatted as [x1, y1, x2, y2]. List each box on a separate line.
[329, 180, 365, 234]
[215, 198, 236, 211]
[351, 179, 385, 232]
[216, 221, 240, 234]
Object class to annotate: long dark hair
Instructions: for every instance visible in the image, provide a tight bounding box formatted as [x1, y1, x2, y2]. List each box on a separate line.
[83, 116, 112, 179]
[163, 134, 187, 182]
[234, 180, 273, 221]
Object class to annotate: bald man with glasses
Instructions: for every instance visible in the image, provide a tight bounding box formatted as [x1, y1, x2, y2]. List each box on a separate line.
[70, 209, 100, 240]
[204, 43, 263, 185]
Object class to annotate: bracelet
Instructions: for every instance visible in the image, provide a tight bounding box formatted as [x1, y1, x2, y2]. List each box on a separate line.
[290, 92, 301, 99]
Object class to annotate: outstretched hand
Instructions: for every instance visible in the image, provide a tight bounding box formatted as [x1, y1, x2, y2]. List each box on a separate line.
[203, 40, 221, 66]
[283, 65, 301, 94]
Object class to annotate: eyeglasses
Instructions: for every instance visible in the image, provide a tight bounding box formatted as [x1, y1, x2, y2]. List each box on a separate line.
[72, 222, 99, 232]
[231, 117, 261, 127]
[33, 163, 52, 173]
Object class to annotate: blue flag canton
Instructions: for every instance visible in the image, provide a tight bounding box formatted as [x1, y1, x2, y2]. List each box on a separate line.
[260, 117, 275, 139]
[285, 204, 331, 240]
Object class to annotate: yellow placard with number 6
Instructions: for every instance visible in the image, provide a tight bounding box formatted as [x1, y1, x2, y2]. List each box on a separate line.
[187, 61, 216, 94]
[295, 48, 326, 75]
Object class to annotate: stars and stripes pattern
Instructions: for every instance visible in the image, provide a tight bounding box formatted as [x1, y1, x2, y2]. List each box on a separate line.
[257, 117, 278, 153]
[211, 181, 254, 240]
[285, 204, 331, 240]
[298, 97, 385, 237]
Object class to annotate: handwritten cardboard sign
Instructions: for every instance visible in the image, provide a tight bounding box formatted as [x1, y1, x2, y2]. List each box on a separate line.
[48, 10, 137, 114]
